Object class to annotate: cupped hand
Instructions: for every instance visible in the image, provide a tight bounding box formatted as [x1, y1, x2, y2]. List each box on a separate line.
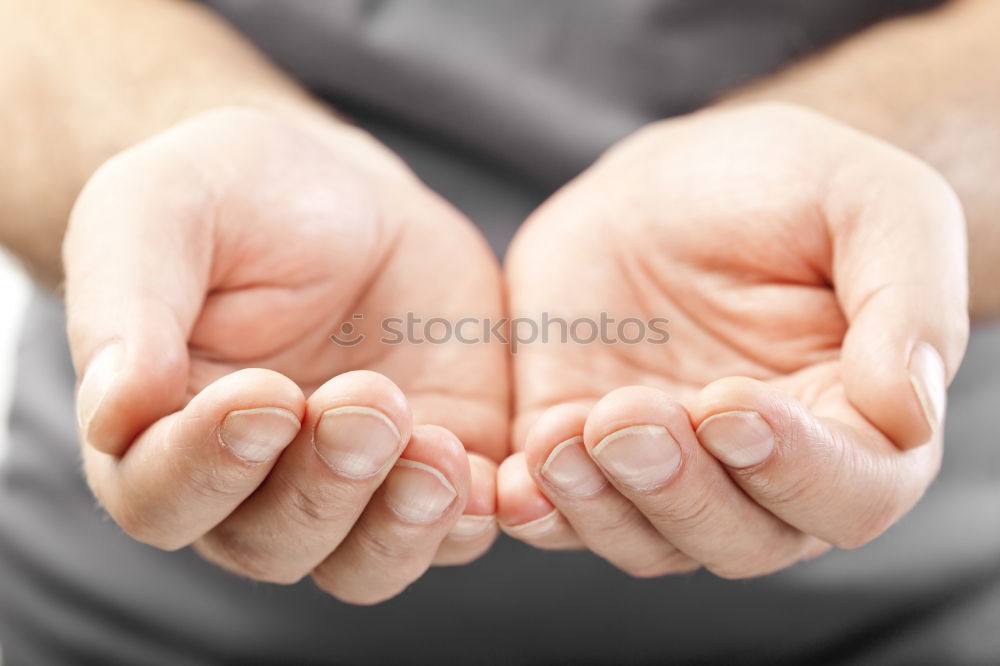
[65, 108, 506, 604]
[498, 103, 969, 578]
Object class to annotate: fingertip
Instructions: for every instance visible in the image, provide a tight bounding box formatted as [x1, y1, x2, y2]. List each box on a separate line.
[87, 368, 309, 550]
[402, 425, 471, 499]
[496, 453, 554, 527]
[446, 514, 498, 543]
[691, 377, 793, 470]
[466, 453, 498, 516]
[76, 341, 130, 456]
[689, 376, 773, 423]
[77, 316, 190, 457]
[218, 407, 302, 464]
[523, 403, 589, 469]
[376, 426, 468, 528]
[583, 385, 693, 450]
[435, 517, 499, 566]
[903, 342, 947, 450]
[439, 454, 499, 563]
[841, 323, 957, 451]
[166, 369, 306, 466]
[198, 368, 306, 418]
[307, 370, 412, 445]
[511, 410, 540, 453]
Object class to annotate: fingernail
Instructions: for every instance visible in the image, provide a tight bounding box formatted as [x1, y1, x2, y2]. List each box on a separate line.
[909, 342, 946, 432]
[591, 425, 681, 491]
[697, 411, 774, 468]
[76, 342, 124, 435]
[501, 509, 561, 540]
[541, 436, 608, 498]
[383, 459, 457, 524]
[449, 514, 496, 540]
[313, 406, 401, 479]
[219, 407, 301, 463]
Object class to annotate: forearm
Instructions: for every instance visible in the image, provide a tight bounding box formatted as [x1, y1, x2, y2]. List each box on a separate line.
[722, 0, 1000, 320]
[0, 0, 333, 288]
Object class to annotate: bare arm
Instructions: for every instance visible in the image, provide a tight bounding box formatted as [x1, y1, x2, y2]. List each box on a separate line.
[723, 0, 1000, 320]
[0, 0, 334, 288]
[6, 1, 505, 597]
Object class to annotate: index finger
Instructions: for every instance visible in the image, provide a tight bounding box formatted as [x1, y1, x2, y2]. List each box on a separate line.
[691, 376, 942, 549]
[83, 368, 304, 551]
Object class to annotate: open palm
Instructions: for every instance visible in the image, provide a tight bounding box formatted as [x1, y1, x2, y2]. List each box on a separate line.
[65, 109, 505, 603]
[500, 104, 969, 578]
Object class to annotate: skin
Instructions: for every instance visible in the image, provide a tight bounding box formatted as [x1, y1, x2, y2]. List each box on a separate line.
[724, 0, 1000, 321]
[66, 109, 507, 604]
[1, 0, 998, 600]
[1, 0, 330, 288]
[3, 0, 507, 604]
[497, 0, 1000, 578]
[499, 103, 969, 577]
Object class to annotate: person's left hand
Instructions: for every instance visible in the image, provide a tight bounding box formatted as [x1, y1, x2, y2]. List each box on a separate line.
[497, 103, 969, 578]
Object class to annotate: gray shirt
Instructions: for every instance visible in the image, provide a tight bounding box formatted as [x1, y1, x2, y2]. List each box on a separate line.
[3, 1, 998, 664]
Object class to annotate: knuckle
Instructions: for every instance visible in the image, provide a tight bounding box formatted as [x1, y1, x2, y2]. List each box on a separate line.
[740, 409, 832, 507]
[833, 503, 900, 550]
[342, 591, 394, 606]
[308, 570, 346, 600]
[105, 498, 182, 551]
[355, 521, 419, 565]
[830, 530, 869, 551]
[743, 462, 820, 510]
[113, 510, 155, 545]
[100, 496, 139, 535]
[709, 557, 782, 580]
[197, 531, 304, 585]
[711, 565, 760, 581]
[621, 552, 699, 579]
[831, 459, 915, 550]
[639, 492, 718, 538]
[311, 563, 411, 606]
[183, 460, 257, 502]
[434, 538, 495, 567]
[801, 540, 834, 562]
[585, 503, 652, 542]
[249, 567, 304, 586]
[312, 524, 429, 603]
[276, 474, 359, 529]
[502, 518, 585, 551]
[707, 535, 817, 580]
[622, 561, 671, 579]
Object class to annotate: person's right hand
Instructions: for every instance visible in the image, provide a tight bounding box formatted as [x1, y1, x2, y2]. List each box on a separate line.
[65, 108, 507, 604]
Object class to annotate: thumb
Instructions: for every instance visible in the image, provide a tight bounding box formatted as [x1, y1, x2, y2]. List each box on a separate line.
[65, 151, 210, 457]
[830, 143, 969, 450]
